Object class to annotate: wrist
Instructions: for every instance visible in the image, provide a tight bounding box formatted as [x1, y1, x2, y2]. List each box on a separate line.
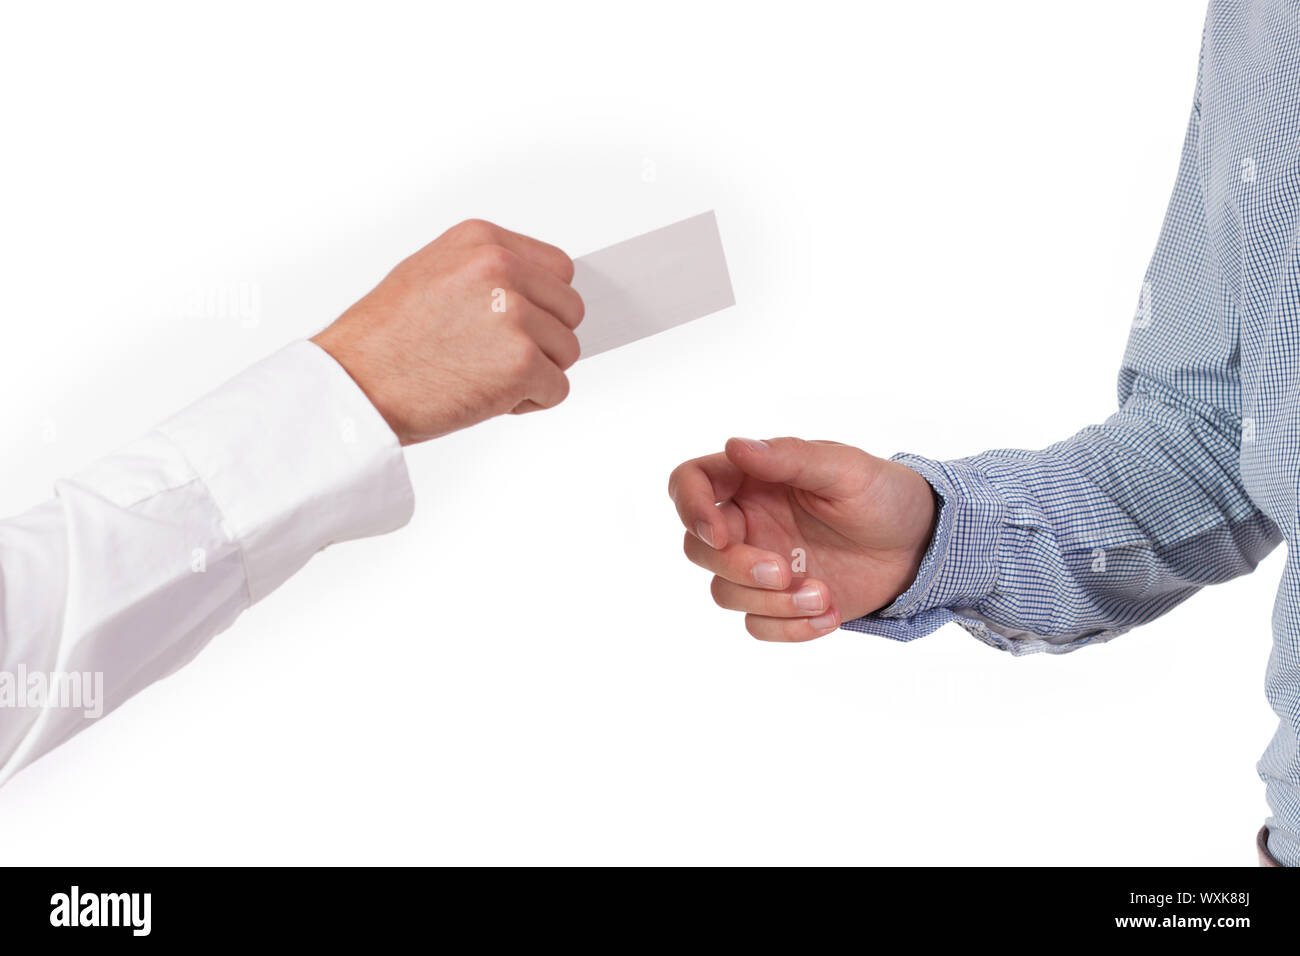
[892, 481, 940, 605]
[875, 453, 1007, 619]
[310, 327, 414, 446]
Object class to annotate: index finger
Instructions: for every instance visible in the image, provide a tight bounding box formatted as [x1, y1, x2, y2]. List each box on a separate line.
[510, 255, 586, 330]
[668, 452, 745, 550]
[489, 224, 576, 284]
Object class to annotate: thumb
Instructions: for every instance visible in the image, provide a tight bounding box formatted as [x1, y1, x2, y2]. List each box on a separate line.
[723, 437, 870, 497]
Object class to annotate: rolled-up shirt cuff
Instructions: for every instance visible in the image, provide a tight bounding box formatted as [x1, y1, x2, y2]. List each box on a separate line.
[155, 340, 415, 602]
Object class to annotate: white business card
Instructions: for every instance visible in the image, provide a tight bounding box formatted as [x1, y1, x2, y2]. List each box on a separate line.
[572, 211, 735, 359]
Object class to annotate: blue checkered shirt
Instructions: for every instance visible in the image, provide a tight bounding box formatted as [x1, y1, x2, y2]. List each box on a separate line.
[845, 1, 1300, 866]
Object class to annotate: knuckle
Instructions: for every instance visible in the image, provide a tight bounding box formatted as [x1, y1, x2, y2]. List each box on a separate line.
[710, 576, 729, 608]
[667, 467, 682, 499]
[502, 298, 531, 329]
[558, 332, 581, 369]
[503, 335, 537, 378]
[744, 616, 765, 640]
[555, 253, 576, 283]
[454, 218, 497, 242]
[548, 370, 571, 406]
[470, 243, 516, 280]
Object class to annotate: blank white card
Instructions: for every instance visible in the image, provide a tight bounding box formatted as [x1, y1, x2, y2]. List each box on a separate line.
[572, 211, 735, 359]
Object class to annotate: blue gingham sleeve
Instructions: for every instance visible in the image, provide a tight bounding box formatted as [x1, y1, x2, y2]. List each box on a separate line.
[844, 96, 1282, 655]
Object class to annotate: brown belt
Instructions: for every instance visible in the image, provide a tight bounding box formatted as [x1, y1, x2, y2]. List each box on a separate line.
[1258, 826, 1282, 867]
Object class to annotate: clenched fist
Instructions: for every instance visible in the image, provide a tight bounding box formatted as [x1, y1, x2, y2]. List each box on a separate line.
[669, 437, 938, 642]
[312, 219, 585, 445]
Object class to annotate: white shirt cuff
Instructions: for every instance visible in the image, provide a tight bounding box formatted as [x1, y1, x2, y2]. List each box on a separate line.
[155, 340, 415, 602]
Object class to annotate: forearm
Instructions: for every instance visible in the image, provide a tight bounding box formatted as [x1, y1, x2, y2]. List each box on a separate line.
[848, 378, 1280, 653]
[0, 341, 413, 783]
[0, 217, 580, 783]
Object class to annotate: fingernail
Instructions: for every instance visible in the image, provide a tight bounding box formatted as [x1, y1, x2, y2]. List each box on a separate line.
[809, 611, 838, 632]
[793, 583, 824, 612]
[695, 521, 716, 549]
[733, 437, 769, 452]
[752, 561, 782, 588]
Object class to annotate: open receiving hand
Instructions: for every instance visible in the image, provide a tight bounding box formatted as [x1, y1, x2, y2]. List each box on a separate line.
[312, 219, 584, 445]
[668, 438, 938, 642]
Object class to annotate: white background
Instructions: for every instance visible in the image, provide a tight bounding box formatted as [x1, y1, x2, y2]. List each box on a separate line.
[0, 1, 1274, 865]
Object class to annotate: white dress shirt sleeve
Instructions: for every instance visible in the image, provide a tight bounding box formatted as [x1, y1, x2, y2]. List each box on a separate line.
[0, 340, 414, 784]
